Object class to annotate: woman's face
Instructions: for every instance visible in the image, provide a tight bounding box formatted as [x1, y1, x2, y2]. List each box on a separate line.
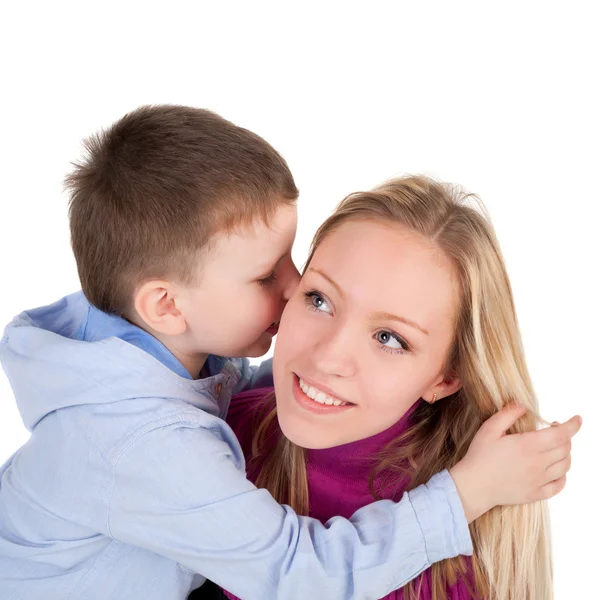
[273, 218, 461, 449]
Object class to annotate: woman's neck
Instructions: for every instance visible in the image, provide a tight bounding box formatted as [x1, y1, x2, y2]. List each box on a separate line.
[304, 401, 419, 521]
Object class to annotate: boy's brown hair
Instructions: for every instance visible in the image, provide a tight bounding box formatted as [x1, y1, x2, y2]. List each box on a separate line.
[66, 105, 298, 316]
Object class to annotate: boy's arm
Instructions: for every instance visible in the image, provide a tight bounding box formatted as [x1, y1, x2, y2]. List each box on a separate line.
[106, 415, 470, 600]
[103, 404, 579, 600]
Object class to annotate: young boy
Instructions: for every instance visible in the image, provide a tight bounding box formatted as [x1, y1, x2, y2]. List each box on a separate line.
[0, 106, 579, 600]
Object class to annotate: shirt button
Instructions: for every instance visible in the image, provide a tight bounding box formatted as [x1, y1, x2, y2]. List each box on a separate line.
[215, 383, 223, 395]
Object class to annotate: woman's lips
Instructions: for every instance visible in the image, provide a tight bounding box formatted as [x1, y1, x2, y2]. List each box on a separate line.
[291, 373, 355, 415]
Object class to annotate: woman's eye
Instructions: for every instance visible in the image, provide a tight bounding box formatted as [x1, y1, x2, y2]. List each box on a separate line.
[375, 330, 409, 354]
[303, 291, 332, 314]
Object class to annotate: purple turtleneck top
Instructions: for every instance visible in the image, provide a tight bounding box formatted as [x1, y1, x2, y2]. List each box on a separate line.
[221, 388, 477, 600]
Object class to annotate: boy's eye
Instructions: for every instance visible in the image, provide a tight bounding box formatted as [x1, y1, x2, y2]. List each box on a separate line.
[258, 272, 277, 286]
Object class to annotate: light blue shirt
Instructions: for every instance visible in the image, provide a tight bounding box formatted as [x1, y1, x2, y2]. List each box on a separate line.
[0, 292, 472, 599]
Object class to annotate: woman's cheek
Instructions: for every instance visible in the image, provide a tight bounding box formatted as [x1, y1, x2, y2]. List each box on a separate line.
[275, 306, 304, 359]
[281, 301, 308, 336]
[294, 311, 323, 348]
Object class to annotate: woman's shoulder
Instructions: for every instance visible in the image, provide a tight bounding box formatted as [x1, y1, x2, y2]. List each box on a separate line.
[226, 387, 274, 457]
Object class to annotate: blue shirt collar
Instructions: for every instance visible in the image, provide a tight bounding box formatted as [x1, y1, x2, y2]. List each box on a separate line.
[79, 303, 194, 379]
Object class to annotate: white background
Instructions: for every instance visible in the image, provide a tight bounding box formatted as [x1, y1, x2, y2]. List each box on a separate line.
[1, 2, 598, 597]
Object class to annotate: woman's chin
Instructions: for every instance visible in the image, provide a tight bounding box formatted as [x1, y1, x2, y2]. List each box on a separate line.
[277, 413, 337, 450]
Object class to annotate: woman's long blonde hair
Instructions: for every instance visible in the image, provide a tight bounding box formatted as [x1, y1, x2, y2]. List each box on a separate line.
[252, 175, 553, 600]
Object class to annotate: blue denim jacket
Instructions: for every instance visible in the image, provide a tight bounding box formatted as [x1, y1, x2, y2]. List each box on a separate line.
[0, 292, 471, 600]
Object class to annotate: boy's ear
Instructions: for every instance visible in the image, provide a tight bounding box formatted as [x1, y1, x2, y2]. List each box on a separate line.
[133, 280, 187, 336]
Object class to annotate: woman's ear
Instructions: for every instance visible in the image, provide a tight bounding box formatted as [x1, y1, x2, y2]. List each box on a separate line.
[424, 374, 462, 404]
[133, 280, 187, 336]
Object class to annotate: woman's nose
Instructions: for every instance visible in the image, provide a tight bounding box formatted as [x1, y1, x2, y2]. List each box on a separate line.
[312, 325, 357, 379]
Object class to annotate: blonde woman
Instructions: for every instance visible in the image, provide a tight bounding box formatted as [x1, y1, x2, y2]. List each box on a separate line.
[218, 176, 576, 599]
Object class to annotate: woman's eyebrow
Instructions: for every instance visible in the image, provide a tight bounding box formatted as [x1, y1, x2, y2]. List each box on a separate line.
[371, 311, 429, 336]
[308, 267, 429, 336]
[307, 267, 345, 298]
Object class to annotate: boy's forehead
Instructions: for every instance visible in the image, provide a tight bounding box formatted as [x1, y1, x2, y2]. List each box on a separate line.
[252, 203, 298, 236]
[210, 204, 297, 266]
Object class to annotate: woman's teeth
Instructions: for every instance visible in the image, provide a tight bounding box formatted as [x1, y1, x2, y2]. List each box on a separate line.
[298, 377, 350, 407]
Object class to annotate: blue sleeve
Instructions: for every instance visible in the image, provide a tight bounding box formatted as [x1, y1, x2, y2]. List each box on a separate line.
[107, 411, 472, 599]
[229, 357, 273, 393]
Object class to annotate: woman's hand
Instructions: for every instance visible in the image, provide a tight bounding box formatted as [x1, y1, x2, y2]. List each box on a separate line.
[449, 403, 582, 523]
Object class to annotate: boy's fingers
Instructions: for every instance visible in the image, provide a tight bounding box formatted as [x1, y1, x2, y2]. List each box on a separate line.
[482, 402, 527, 437]
[547, 416, 582, 448]
[545, 455, 572, 483]
[537, 475, 567, 501]
[543, 442, 571, 466]
[525, 415, 582, 451]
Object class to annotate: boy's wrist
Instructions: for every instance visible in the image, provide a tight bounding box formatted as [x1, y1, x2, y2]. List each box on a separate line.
[407, 470, 474, 561]
[449, 461, 492, 524]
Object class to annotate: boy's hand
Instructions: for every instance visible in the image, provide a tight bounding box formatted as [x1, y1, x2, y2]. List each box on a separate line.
[449, 403, 582, 523]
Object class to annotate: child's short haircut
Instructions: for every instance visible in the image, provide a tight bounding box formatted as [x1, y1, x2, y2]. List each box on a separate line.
[66, 105, 298, 316]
